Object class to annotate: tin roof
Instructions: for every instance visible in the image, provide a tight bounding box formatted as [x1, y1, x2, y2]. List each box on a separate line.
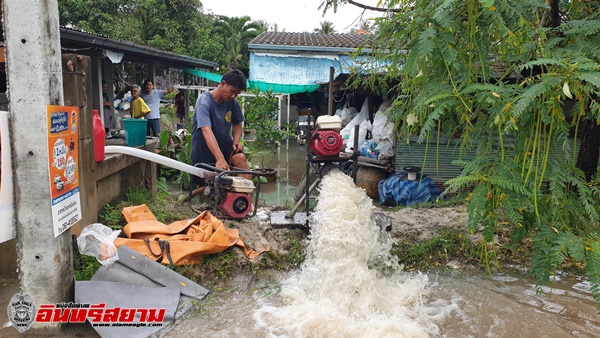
[59, 27, 218, 69]
[248, 32, 372, 52]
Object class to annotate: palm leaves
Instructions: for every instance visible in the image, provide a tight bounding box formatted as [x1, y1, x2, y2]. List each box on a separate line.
[213, 15, 266, 70]
[314, 21, 336, 34]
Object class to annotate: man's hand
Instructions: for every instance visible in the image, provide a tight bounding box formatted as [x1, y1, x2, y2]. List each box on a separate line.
[232, 142, 244, 153]
[215, 157, 230, 171]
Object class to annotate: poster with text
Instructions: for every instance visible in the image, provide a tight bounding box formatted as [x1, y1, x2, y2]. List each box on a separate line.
[47, 106, 82, 237]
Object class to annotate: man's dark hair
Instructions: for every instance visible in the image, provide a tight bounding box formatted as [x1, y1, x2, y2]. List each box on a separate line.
[222, 69, 247, 91]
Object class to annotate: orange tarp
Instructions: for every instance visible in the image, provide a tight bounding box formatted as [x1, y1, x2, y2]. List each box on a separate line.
[114, 204, 260, 265]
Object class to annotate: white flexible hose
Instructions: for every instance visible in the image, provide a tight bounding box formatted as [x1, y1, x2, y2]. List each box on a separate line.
[105, 145, 206, 178]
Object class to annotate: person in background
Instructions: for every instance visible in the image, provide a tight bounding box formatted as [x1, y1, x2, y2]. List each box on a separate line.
[130, 85, 151, 119]
[102, 81, 113, 139]
[175, 88, 187, 123]
[140, 79, 173, 137]
[191, 69, 251, 181]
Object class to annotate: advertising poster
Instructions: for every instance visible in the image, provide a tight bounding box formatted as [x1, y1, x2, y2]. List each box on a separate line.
[47, 106, 82, 237]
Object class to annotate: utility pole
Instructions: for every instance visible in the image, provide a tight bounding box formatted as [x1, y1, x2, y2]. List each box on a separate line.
[3, 0, 73, 332]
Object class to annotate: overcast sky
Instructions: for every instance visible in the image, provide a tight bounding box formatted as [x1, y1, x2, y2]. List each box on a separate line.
[200, 0, 383, 33]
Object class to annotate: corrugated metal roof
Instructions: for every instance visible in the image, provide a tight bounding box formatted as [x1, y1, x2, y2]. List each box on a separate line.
[59, 27, 218, 69]
[248, 32, 372, 49]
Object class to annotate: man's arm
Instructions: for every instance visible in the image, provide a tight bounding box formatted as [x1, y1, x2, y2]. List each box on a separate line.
[232, 123, 244, 153]
[201, 126, 229, 170]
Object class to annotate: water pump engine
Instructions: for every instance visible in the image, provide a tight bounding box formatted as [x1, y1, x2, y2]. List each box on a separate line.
[309, 115, 344, 157]
[203, 172, 256, 219]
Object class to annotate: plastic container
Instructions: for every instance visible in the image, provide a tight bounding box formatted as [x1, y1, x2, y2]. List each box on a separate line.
[93, 109, 105, 162]
[315, 115, 342, 131]
[123, 119, 147, 147]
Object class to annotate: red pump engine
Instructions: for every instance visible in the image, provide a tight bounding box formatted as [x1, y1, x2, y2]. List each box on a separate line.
[309, 115, 344, 157]
[310, 130, 343, 157]
[204, 174, 255, 219]
[219, 192, 252, 219]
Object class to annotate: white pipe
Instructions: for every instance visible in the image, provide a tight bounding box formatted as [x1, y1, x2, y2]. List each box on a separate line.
[0, 111, 15, 243]
[105, 145, 206, 178]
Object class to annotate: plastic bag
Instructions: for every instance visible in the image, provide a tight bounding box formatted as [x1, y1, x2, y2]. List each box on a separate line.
[77, 223, 121, 265]
[345, 119, 371, 152]
[376, 139, 395, 159]
[371, 101, 394, 142]
[358, 139, 380, 159]
[340, 100, 369, 145]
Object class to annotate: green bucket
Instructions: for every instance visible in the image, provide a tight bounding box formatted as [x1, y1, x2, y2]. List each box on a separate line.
[123, 119, 147, 147]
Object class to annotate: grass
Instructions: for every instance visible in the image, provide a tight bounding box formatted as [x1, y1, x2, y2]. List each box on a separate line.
[98, 184, 197, 231]
[391, 228, 479, 271]
[258, 230, 306, 271]
[74, 255, 102, 281]
[199, 249, 239, 280]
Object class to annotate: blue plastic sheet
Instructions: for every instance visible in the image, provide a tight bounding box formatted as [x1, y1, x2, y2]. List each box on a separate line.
[183, 68, 320, 94]
[378, 172, 441, 206]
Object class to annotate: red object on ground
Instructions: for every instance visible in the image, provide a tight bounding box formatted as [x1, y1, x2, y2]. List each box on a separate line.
[310, 130, 343, 157]
[93, 109, 105, 162]
[219, 192, 252, 219]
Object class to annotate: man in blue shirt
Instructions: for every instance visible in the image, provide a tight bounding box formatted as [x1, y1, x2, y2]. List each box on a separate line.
[191, 69, 250, 181]
[140, 79, 173, 136]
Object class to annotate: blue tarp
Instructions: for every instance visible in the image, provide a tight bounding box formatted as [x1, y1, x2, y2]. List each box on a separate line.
[183, 68, 320, 94]
[378, 172, 441, 206]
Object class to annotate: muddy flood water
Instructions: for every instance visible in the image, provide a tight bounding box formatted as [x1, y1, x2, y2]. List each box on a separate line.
[154, 171, 600, 338]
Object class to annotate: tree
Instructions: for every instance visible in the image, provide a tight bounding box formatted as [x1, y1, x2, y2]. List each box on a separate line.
[314, 21, 336, 34]
[212, 15, 266, 72]
[324, 0, 600, 311]
[59, 0, 207, 51]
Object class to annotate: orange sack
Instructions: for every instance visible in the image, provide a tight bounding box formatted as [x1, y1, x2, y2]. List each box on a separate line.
[114, 204, 261, 265]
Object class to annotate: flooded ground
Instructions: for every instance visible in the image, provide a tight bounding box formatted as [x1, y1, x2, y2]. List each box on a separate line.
[155, 172, 600, 338]
[155, 269, 600, 338]
[253, 139, 308, 207]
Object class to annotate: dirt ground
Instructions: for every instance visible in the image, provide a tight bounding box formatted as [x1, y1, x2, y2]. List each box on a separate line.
[225, 204, 469, 259]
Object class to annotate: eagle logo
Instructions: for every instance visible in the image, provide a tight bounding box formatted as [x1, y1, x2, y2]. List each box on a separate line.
[8, 293, 36, 333]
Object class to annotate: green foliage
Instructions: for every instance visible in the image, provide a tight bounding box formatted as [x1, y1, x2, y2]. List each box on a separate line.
[199, 249, 238, 280]
[74, 255, 102, 281]
[326, 0, 600, 311]
[242, 89, 293, 152]
[212, 15, 267, 71]
[242, 89, 279, 130]
[314, 21, 336, 34]
[158, 110, 194, 190]
[98, 204, 124, 230]
[124, 185, 153, 205]
[391, 228, 479, 270]
[259, 230, 307, 270]
[585, 241, 600, 314]
[57, 0, 266, 72]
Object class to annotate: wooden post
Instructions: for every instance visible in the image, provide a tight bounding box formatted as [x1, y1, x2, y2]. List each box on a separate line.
[328, 67, 334, 116]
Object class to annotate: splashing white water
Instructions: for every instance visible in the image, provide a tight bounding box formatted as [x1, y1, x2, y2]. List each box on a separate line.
[254, 171, 446, 337]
